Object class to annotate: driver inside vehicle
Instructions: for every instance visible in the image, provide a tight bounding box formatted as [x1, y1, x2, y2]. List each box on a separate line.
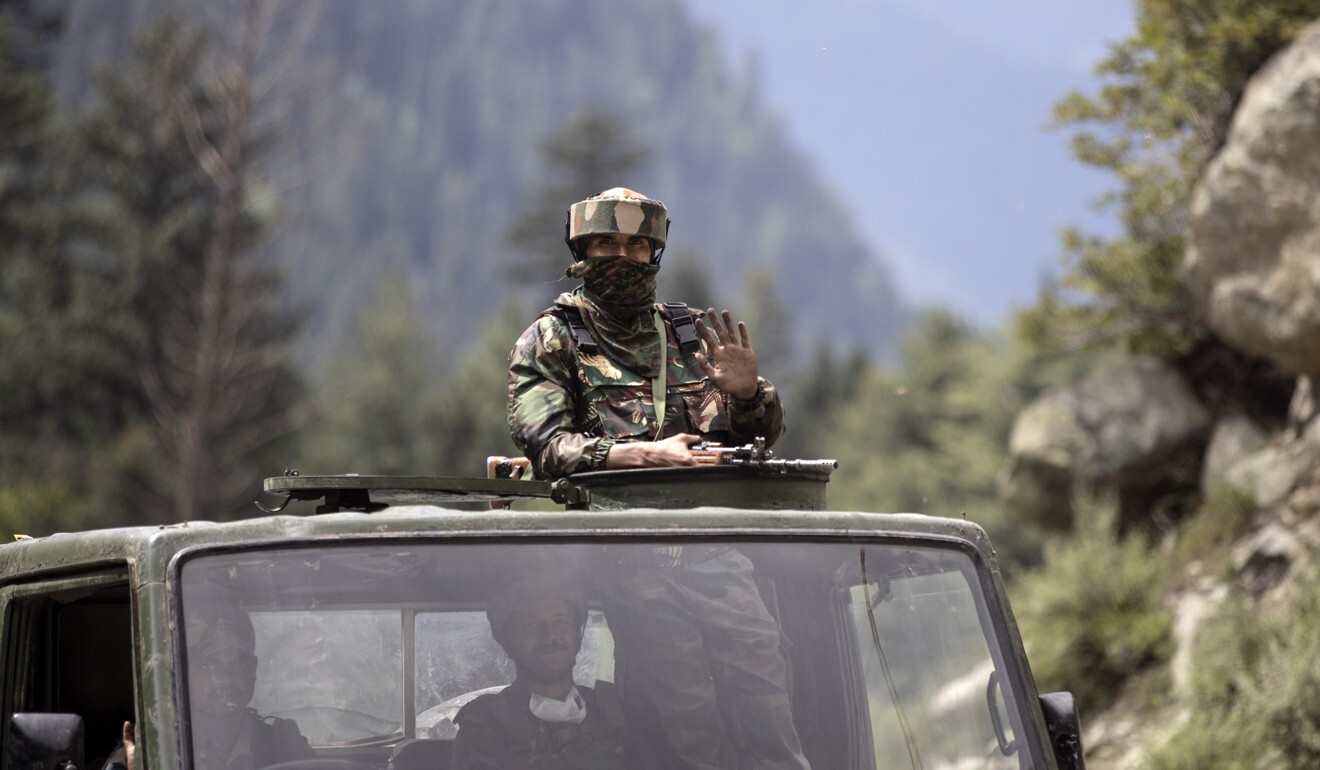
[185, 598, 315, 770]
[104, 598, 314, 770]
[449, 572, 629, 769]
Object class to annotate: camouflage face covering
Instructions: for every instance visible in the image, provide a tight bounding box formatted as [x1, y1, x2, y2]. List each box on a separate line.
[562, 256, 664, 375]
[568, 256, 658, 309]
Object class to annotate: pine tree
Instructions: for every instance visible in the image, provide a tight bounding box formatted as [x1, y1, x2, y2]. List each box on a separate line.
[504, 109, 652, 286]
[294, 269, 450, 476]
[738, 266, 790, 374]
[77, 6, 307, 523]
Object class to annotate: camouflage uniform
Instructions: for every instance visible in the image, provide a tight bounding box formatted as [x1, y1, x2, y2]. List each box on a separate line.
[451, 681, 628, 769]
[507, 187, 809, 769]
[507, 289, 784, 480]
[596, 549, 809, 770]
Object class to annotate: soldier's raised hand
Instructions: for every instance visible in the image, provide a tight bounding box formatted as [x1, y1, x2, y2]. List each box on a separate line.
[693, 309, 759, 400]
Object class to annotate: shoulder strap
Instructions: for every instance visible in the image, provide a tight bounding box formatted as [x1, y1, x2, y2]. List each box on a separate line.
[557, 304, 599, 356]
[661, 302, 702, 359]
[554, 302, 698, 360]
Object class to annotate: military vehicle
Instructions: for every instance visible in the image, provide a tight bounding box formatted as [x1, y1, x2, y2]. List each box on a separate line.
[1, 454, 1085, 770]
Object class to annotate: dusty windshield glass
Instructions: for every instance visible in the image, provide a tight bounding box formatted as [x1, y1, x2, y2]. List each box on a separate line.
[179, 540, 1036, 770]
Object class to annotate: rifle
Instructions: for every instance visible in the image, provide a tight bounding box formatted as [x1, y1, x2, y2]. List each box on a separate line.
[488, 438, 838, 477]
[691, 437, 839, 475]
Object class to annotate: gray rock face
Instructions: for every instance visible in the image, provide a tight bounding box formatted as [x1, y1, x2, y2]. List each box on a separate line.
[1223, 416, 1320, 508]
[1000, 356, 1210, 530]
[1184, 21, 1320, 380]
[1201, 414, 1270, 495]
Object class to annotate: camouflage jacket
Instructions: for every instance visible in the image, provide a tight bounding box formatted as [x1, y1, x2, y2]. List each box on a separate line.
[507, 295, 785, 479]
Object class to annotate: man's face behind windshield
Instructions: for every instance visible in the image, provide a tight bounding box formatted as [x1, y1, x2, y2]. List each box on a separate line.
[190, 647, 258, 717]
[504, 597, 581, 684]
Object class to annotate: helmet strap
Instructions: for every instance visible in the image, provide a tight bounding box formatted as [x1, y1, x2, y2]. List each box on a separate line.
[651, 218, 671, 265]
[563, 215, 585, 261]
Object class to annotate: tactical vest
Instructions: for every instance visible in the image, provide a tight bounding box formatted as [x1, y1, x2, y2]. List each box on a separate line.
[558, 302, 702, 360]
[543, 303, 730, 443]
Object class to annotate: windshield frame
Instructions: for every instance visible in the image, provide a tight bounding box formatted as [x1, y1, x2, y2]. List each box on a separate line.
[164, 522, 1052, 770]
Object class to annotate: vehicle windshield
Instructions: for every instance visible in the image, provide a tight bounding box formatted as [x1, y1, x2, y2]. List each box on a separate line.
[178, 539, 1038, 770]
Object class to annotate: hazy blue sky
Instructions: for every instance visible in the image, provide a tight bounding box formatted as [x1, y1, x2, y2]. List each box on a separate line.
[687, 0, 1136, 327]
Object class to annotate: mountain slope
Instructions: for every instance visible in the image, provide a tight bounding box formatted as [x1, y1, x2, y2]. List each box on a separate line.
[52, 0, 910, 369]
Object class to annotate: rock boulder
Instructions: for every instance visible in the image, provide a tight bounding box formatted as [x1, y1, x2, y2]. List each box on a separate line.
[1001, 356, 1210, 531]
[1185, 21, 1320, 380]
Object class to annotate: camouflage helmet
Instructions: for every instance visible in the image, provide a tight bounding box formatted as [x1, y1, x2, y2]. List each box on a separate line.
[564, 187, 669, 262]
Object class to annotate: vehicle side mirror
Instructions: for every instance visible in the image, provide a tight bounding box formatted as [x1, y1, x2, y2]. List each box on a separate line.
[1039, 692, 1085, 770]
[7, 713, 85, 770]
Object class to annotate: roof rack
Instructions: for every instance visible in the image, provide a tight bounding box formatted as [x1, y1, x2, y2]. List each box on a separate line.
[260, 456, 838, 515]
[259, 474, 557, 514]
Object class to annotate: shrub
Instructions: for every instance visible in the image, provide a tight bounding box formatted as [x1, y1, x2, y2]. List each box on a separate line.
[1144, 570, 1320, 769]
[1174, 483, 1256, 567]
[1013, 504, 1174, 716]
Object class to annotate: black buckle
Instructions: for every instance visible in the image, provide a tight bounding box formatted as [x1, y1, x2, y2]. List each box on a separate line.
[560, 305, 599, 356]
[662, 302, 701, 359]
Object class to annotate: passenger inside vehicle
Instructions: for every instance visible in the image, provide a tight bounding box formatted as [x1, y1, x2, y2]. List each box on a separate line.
[448, 572, 628, 769]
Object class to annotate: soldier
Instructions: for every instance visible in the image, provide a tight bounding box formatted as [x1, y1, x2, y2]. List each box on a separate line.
[450, 573, 628, 769]
[184, 600, 314, 770]
[506, 188, 810, 769]
[105, 599, 313, 770]
[506, 186, 784, 479]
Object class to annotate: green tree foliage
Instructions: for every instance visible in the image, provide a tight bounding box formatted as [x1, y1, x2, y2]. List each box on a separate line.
[0, 3, 131, 534]
[1019, 0, 1320, 356]
[79, 7, 306, 523]
[295, 269, 451, 476]
[738, 266, 790, 374]
[657, 251, 715, 313]
[504, 108, 652, 286]
[44, 1, 908, 365]
[0, 7, 309, 533]
[0, 2, 60, 252]
[294, 270, 522, 479]
[811, 309, 1092, 578]
[777, 343, 867, 461]
[430, 304, 526, 475]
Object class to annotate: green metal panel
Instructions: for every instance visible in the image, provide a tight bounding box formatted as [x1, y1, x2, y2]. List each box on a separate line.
[564, 466, 830, 510]
[0, 470, 1058, 768]
[135, 580, 180, 770]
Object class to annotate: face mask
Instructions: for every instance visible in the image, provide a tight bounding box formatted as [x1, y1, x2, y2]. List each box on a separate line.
[568, 256, 659, 309]
[528, 686, 587, 724]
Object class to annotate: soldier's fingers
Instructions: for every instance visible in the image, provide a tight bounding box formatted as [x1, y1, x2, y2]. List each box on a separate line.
[721, 310, 737, 343]
[737, 321, 751, 348]
[693, 351, 715, 377]
[705, 308, 729, 343]
[695, 317, 719, 348]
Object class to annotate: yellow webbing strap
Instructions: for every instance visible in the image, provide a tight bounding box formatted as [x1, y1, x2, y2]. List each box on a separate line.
[652, 308, 667, 438]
